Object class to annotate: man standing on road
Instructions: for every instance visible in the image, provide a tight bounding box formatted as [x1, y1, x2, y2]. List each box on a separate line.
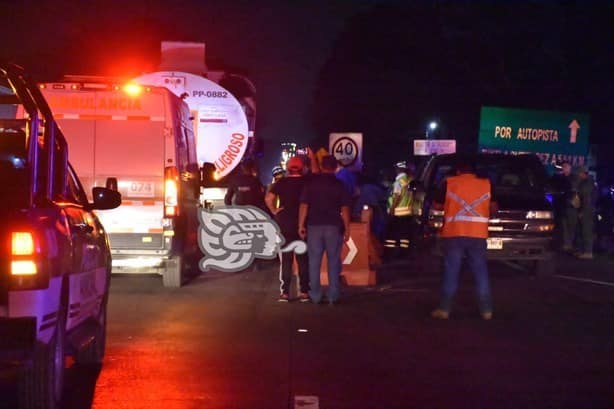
[224, 159, 267, 272]
[557, 161, 581, 253]
[384, 161, 414, 259]
[299, 155, 351, 305]
[431, 160, 497, 320]
[267, 165, 286, 195]
[224, 159, 266, 211]
[575, 166, 596, 259]
[550, 161, 572, 249]
[265, 156, 310, 302]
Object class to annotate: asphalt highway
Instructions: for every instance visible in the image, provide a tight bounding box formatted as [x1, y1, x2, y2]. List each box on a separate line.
[2, 253, 613, 409]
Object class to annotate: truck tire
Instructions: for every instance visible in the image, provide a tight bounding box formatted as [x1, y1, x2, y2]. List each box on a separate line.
[162, 255, 183, 287]
[184, 248, 203, 279]
[533, 258, 555, 277]
[18, 307, 66, 409]
[76, 303, 107, 365]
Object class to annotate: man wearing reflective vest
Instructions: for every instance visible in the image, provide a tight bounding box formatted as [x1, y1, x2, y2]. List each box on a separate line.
[431, 160, 497, 320]
[384, 161, 414, 259]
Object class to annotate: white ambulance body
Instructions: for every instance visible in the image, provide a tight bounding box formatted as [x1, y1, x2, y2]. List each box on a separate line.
[40, 80, 201, 287]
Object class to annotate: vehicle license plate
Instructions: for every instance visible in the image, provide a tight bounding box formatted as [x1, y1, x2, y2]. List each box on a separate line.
[487, 237, 503, 250]
[128, 181, 154, 198]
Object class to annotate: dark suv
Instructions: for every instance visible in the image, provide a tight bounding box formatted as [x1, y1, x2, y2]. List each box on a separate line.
[412, 153, 555, 275]
[1, 63, 121, 409]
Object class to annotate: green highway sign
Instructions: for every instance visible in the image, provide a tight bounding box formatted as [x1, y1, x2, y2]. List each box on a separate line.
[478, 106, 590, 173]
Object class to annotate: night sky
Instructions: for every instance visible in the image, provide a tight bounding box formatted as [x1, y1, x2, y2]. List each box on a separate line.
[1, 0, 612, 178]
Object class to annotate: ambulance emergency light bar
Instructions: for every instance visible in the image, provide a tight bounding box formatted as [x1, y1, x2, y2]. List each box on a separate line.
[39, 82, 151, 95]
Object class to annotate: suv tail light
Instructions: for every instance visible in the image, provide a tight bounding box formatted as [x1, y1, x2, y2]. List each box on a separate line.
[164, 166, 179, 217]
[11, 231, 37, 276]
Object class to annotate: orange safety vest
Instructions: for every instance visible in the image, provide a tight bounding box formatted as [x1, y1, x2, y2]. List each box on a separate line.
[440, 173, 491, 239]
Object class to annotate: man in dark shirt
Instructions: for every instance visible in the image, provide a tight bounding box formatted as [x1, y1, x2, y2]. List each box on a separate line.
[299, 155, 351, 305]
[575, 165, 596, 259]
[549, 161, 576, 251]
[224, 159, 265, 210]
[265, 156, 310, 302]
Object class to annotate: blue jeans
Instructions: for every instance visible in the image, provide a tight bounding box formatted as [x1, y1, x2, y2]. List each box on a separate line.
[439, 237, 492, 313]
[307, 225, 343, 303]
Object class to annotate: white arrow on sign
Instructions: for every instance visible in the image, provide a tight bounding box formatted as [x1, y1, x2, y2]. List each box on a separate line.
[343, 237, 357, 265]
[568, 119, 580, 144]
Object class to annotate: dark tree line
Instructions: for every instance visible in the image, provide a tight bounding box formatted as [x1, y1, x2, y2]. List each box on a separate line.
[311, 2, 613, 170]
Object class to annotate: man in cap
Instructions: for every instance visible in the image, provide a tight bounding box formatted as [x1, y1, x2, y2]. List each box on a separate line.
[299, 155, 351, 305]
[266, 156, 310, 301]
[384, 160, 414, 259]
[266, 165, 286, 213]
[271, 165, 285, 184]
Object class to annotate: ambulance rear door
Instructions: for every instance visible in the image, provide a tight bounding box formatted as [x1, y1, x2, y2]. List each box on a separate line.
[88, 89, 169, 259]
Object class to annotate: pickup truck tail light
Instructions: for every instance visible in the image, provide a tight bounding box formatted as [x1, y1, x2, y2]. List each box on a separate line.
[164, 166, 179, 217]
[11, 231, 37, 276]
[8, 230, 49, 289]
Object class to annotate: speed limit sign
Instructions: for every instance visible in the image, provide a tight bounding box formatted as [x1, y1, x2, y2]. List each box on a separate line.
[329, 133, 363, 171]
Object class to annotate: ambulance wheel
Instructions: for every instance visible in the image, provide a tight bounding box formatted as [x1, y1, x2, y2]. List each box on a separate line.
[19, 305, 66, 409]
[162, 256, 184, 287]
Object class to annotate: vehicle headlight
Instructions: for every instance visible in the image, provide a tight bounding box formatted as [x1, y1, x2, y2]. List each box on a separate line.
[429, 221, 443, 229]
[526, 211, 553, 219]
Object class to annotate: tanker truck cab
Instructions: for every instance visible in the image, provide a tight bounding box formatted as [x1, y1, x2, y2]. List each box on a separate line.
[40, 80, 201, 287]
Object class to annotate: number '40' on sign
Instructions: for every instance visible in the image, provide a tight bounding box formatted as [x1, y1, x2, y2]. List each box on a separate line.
[333, 137, 358, 166]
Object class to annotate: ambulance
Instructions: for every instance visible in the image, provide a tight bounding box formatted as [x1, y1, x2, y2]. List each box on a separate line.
[39, 79, 201, 287]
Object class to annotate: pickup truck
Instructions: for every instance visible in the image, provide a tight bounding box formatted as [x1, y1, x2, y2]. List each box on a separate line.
[0, 63, 121, 409]
[411, 153, 556, 275]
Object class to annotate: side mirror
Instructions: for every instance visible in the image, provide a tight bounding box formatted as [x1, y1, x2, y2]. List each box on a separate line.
[91, 187, 121, 210]
[200, 162, 217, 187]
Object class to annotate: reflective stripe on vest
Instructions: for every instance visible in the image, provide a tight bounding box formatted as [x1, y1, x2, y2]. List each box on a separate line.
[389, 173, 413, 216]
[445, 191, 490, 223]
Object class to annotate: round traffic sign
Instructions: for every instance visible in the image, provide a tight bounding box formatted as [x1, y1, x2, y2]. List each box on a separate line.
[332, 136, 358, 167]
